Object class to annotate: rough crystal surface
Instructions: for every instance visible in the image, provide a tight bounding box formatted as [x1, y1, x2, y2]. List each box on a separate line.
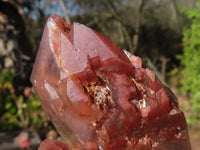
[31, 14, 191, 150]
[38, 139, 71, 150]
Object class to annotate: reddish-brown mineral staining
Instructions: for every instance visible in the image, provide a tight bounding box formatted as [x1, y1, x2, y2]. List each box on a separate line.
[31, 14, 191, 150]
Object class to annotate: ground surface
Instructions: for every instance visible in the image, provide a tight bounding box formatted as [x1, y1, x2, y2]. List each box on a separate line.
[189, 126, 200, 150]
[171, 86, 200, 150]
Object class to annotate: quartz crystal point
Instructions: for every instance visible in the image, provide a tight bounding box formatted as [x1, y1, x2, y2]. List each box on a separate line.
[31, 14, 191, 150]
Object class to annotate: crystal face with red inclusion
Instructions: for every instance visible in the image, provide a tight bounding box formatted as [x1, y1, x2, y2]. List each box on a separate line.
[30, 14, 191, 150]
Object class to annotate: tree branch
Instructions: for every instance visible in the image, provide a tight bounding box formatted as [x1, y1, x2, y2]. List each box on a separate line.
[160, 56, 170, 81]
[102, 0, 134, 53]
[132, 0, 145, 54]
[59, 0, 71, 24]
[146, 57, 166, 85]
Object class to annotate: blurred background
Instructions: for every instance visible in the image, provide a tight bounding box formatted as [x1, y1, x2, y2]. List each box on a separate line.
[0, 0, 200, 149]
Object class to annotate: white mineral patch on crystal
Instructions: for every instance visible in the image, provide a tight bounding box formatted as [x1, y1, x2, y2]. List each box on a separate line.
[150, 89, 155, 94]
[47, 20, 58, 54]
[33, 80, 37, 86]
[142, 99, 146, 108]
[138, 98, 146, 109]
[44, 82, 59, 100]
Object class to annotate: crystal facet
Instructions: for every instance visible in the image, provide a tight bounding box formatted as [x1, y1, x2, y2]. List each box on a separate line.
[38, 139, 71, 150]
[31, 14, 191, 150]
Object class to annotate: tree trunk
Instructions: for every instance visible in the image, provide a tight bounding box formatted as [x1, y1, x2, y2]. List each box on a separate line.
[132, 0, 145, 54]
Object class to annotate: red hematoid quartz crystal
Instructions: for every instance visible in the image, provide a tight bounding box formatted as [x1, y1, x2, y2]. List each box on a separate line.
[31, 14, 191, 150]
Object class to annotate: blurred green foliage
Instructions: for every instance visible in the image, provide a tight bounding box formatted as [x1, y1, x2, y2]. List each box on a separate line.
[0, 71, 14, 84]
[178, 1, 200, 125]
[0, 71, 46, 131]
